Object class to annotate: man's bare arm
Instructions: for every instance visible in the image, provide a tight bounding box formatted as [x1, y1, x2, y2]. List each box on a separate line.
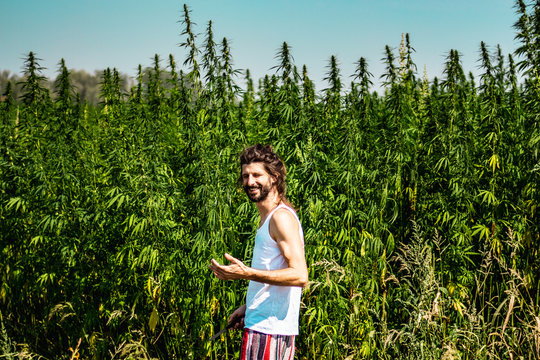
[209, 209, 308, 287]
[228, 304, 246, 329]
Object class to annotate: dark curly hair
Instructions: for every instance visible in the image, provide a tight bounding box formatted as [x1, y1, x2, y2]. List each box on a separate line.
[239, 144, 288, 200]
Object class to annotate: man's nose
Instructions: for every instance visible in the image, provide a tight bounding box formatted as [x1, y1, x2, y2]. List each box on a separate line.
[247, 175, 257, 186]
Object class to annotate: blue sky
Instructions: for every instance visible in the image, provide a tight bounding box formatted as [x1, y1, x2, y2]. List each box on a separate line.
[1, 0, 520, 92]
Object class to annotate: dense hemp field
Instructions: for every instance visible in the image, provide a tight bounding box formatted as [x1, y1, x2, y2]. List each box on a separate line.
[1, 2, 540, 359]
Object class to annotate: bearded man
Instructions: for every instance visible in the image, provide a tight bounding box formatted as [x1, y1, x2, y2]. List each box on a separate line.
[210, 144, 308, 359]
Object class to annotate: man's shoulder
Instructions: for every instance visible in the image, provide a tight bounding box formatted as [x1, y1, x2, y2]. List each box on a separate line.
[273, 206, 297, 220]
[269, 207, 300, 232]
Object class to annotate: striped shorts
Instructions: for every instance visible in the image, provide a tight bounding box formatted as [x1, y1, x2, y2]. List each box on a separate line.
[240, 328, 295, 360]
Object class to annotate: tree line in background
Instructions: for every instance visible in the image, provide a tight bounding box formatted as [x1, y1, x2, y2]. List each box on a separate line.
[0, 68, 131, 106]
[1, 1, 539, 359]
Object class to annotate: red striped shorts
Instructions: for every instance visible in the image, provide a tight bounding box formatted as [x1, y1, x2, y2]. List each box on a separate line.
[240, 328, 295, 360]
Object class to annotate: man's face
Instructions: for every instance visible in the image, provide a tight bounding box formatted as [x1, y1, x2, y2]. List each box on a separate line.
[241, 162, 274, 203]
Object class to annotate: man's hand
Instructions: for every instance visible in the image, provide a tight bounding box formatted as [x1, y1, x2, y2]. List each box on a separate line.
[209, 253, 251, 281]
[228, 304, 246, 329]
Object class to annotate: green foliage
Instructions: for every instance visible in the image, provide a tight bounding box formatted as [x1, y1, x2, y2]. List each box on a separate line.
[19, 52, 49, 109]
[1, 1, 540, 359]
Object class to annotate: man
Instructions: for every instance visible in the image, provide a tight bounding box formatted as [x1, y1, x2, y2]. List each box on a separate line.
[209, 144, 308, 359]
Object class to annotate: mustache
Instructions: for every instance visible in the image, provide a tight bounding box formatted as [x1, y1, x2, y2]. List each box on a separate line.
[244, 185, 262, 191]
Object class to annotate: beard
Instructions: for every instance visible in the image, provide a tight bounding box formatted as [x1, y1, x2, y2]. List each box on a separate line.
[244, 183, 272, 202]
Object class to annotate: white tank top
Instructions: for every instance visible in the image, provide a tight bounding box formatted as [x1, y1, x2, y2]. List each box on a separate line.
[244, 204, 304, 335]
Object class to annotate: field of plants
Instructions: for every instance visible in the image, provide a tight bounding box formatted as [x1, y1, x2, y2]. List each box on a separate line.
[1, 1, 540, 359]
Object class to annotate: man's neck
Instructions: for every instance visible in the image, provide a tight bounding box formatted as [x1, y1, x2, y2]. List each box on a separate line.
[256, 190, 281, 219]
